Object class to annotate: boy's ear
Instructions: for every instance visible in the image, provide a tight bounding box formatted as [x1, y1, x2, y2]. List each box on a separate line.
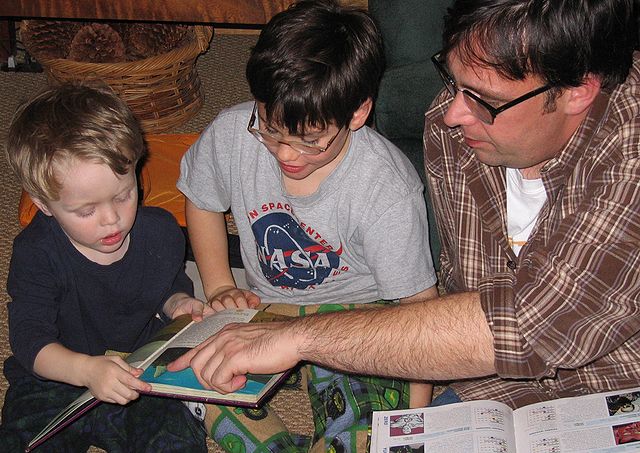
[348, 98, 373, 131]
[30, 196, 53, 217]
[563, 74, 601, 116]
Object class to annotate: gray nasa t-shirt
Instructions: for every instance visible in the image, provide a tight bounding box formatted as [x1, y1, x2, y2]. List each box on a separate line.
[178, 101, 436, 305]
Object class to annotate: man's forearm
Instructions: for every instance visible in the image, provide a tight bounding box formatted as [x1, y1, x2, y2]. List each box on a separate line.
[293, 292, 496, 381]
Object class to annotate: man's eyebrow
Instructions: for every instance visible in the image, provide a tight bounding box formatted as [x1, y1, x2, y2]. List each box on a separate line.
[447, 59, 509, 102]
[457, 77, 507, 102]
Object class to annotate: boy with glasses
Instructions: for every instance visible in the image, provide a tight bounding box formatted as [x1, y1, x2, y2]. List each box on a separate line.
[177, 0, 437, 451]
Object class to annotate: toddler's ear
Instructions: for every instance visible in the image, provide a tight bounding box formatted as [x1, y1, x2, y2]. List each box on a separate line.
[349, 98, 373, 131]
[30, 196, 53, 216]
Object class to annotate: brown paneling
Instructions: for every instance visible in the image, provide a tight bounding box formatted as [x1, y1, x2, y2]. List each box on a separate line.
[0, 20, 11, 61]
[0, 0, 297, 24]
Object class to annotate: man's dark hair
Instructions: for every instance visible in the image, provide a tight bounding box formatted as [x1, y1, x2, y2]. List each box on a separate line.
[441, 0, 636, 90]
[246, 0, 385, 134]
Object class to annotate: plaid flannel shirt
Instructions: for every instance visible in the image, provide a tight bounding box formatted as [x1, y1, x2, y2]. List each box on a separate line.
[424, 53, 640, 409]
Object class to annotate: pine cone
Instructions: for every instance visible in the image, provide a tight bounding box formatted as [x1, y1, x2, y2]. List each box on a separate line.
[21, 20, 82, 60]
[68, 23, 126, 63]
[154, 24, 189, 53]
[120, 23, 189, 60]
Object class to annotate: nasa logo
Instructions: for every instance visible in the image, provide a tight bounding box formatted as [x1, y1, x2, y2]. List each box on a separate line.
[252, 212, 342, 289]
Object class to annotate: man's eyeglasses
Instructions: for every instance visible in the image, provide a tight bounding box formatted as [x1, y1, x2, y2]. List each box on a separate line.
[247, 102, 344, 155]
[431, 51, 553, 125]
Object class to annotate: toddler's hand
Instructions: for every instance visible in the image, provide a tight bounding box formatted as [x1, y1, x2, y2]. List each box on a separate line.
[81, 355, 151, 405]
[208, 286, 261, 312]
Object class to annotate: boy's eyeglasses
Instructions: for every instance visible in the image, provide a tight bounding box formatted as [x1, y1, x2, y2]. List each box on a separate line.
[431, 51, 553, 125]
[247, 102, 343, 155]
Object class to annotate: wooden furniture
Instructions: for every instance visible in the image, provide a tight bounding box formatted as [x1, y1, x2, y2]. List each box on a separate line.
[0, 0, 296, 25]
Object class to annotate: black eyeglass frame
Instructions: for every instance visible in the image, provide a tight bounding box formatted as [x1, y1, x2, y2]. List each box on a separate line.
[247, 102, 344, 155]
[431, 51, 553, 125]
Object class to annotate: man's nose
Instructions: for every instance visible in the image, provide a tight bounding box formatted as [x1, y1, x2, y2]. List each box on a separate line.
[443, 92, 478, 128]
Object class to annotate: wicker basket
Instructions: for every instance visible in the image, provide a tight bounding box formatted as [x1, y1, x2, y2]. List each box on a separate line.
[20, 21, 213, 134]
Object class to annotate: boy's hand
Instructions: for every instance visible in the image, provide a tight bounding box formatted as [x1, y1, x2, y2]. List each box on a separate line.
[208, 286, 261, 312]
[164, 293, 215, 321]
[81, 355, 151, 405]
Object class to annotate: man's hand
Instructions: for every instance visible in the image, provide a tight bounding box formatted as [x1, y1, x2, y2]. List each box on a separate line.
[80, 355, 151, 404]
[166, 321, 300, 393]
[164, 293, 215, 321]
[207, 286, 261, 312]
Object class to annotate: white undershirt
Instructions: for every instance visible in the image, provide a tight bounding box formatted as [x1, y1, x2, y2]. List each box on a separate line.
[506, 167, 547, 256]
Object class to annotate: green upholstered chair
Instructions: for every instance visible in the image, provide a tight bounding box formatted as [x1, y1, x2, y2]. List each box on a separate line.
[369, 0, 452, 268]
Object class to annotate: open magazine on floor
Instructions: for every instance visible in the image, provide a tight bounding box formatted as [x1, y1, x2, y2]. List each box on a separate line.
[27, 308, 291, 452]
[370, 386, 640, 453]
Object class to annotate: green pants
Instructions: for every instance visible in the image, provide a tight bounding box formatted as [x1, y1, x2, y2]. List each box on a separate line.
[206, 302, 410, 453]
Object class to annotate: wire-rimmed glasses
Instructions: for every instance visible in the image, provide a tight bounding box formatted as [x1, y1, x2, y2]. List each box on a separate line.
[247, 102, 344, 155]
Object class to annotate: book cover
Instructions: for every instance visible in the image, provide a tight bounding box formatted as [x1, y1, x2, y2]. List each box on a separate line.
[26, 308, 290, 452]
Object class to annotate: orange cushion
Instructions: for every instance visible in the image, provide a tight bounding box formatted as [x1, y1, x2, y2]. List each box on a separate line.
[17, 133, 200, 228]
[18, 190, 39, 228]
[138, 133, 200, 227]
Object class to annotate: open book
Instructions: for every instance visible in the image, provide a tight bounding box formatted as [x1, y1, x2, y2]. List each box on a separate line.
[27, 308, 290, 452]
[370, 385, 640, 452]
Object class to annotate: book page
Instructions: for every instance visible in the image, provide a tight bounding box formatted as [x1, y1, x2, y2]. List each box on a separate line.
[26, 390, 98, 451]
[26, 308, 274, 451]
[371, 400, 516, 452]
[124, 309, 258, 369]
[513, 386, 640, 452]
[166, 309, 258, 348]
[137, 309, 283, 402]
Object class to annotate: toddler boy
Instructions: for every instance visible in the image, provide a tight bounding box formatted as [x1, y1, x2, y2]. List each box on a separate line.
[0, 84, 210, 452]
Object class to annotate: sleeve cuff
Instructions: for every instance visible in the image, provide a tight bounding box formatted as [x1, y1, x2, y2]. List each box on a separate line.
[478, 273, 552, 379]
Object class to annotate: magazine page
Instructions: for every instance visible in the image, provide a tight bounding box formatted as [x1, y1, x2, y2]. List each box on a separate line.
[371, 400, 516, 453]
[513, 386, 640, 453]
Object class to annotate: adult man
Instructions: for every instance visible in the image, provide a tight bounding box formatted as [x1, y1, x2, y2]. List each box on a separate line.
[169, 0, 640, 409]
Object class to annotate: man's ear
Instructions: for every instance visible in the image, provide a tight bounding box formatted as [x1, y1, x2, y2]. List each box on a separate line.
[564, 74, 601, 116]
[348, 98, 373, 131]
[30, 196, 53, 216]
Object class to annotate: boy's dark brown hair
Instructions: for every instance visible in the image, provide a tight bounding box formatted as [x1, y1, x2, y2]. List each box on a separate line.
[246, 0, 385, 135]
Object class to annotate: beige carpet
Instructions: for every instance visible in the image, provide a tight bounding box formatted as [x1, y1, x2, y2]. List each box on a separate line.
[0, 32, 315, 451]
